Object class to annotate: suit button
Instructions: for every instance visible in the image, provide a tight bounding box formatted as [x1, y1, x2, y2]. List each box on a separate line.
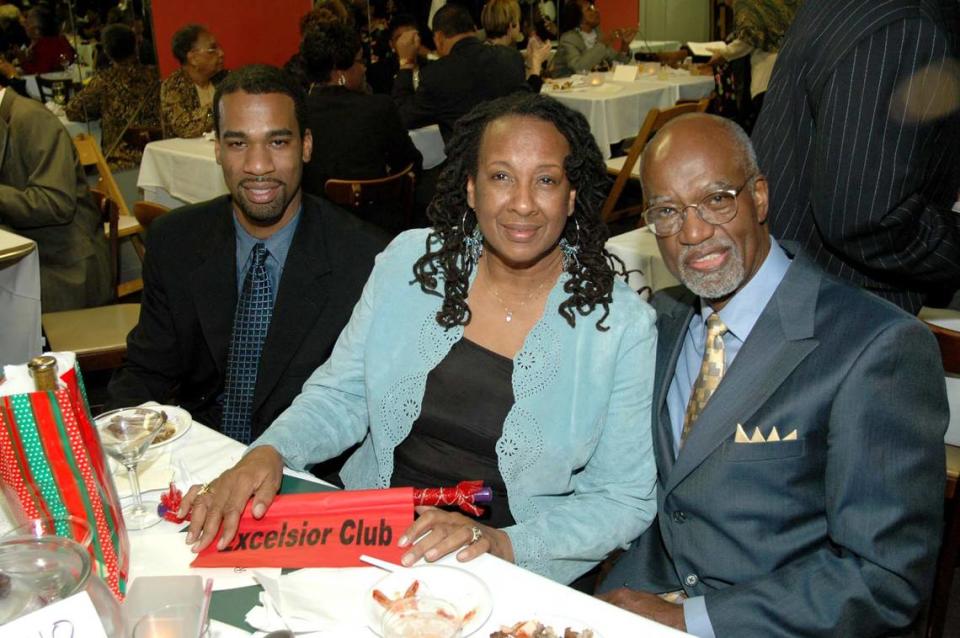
[685, 574, 698, 587]
[671, 511, 686, 524]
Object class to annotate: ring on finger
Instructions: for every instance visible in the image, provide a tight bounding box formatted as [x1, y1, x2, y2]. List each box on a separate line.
[468, 525, 483, 545]
[196, 483, 215, 497]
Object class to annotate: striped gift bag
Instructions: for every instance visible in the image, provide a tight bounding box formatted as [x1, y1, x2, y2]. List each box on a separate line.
[0, 361, 130, 599]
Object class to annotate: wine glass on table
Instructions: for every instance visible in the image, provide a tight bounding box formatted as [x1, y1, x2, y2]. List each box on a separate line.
[96, 407, 167, 530]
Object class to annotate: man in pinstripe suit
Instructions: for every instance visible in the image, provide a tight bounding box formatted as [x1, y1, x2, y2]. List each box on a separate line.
[752, 0, 960, 314]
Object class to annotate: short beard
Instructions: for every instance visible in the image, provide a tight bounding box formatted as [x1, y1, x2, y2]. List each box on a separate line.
[678, 238, 745, 300]
[234, 177, 290, 226]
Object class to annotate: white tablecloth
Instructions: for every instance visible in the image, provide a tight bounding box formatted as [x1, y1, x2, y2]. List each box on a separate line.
[0, 419, 690, 636]
[137, 137, 228, 208]
[542, 69, 714, 158]
[138, 126, 447, 208]
[23, 65, 92, 101]
[0, 229, 42, 366]
[408, 123, 446, 170]
[605, 226, 677, 294]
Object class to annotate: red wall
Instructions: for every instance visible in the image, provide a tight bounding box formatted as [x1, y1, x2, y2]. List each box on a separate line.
[601, 0, 640, 32]
[152, 0, 311, 78]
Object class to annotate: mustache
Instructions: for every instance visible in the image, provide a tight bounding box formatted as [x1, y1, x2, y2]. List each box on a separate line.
[679, 237, 733, 264]
[240, 177, 284, 188]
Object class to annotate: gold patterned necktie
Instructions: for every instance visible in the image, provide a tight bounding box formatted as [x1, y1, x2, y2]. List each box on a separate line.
[681, 313, 728, 446]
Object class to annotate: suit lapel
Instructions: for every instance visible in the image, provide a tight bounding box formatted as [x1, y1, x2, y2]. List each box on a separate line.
[662, 249, 822, 496]
[652, 293, 695, 480]
[252, 201, 332, 414]
[189, 200, 237, 379]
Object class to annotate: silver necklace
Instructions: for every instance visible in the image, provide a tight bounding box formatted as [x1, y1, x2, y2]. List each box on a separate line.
[483, 259, 554, 323]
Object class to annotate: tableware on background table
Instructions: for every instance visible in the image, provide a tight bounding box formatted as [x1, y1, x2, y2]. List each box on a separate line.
[149, 405, 193, 448]
[95, 407, 167, 530]
[382, 596, 463, 638]
[132, 602, 205, 638]
[0, 536, 124, 635]
[366, 564, 492, 637]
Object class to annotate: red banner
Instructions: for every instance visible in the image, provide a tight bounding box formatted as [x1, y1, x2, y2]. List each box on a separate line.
[191, 488, 414, 568]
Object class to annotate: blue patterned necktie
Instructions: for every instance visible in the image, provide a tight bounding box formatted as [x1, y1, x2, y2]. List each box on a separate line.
[221, 242, 273, 443]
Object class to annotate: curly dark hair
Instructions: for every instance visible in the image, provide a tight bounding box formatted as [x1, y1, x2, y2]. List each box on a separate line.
[300, 22, 361, 84]
[171, 23, 205, 64]
[412, 92, 622, 332]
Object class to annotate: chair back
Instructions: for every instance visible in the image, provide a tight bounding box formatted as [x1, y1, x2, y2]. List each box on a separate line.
[927, 321, 960, 375]
[89, 187, 122, 300]
[122, 126, 164, 154]
[601, 98, 710, 225]
[923, 319, 960, 638]
[73, 133, 131, 218]
[36, 74, 76, 105]
[324, 163, 416, 229]
[132, 200, 170, 231]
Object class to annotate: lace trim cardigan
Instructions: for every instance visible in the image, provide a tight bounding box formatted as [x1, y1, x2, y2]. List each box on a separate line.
[252, 228, 658, 584]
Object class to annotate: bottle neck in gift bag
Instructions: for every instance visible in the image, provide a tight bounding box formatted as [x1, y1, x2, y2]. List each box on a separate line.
[28, 356, 59, 392]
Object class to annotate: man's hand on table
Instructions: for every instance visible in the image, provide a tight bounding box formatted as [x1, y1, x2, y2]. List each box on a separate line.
[179, 445, 284, 552]
[398, 507, 515, 567]
[596, 589, 686, 631]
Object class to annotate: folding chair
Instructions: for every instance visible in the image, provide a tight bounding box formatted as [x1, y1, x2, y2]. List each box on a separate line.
[324, 163, 416, 231]
[42, 192, 140, 372]
[601, 98, 710, 225]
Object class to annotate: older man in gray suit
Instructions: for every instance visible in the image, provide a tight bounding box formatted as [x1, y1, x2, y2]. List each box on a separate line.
[0, 83, 110, 311]
[598, 114, 948, 637]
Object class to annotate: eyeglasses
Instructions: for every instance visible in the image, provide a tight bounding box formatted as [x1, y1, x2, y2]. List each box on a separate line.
[192, 43, 221, 54]
[642, 175, 756, 237]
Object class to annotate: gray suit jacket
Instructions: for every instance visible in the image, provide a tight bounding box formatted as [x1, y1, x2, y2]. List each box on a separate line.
[549, 29, 628, 78]
[0, 89, 110, 311]
[601, 247, 948, 637]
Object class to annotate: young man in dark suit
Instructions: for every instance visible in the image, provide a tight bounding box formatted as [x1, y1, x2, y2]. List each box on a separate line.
[391, 2, 529, 141]
[599, 114, 948, 637]
[108, 65, 387, 444]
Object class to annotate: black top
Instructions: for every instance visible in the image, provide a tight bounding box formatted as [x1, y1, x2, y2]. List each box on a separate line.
[392, 36, 530, 141]
[392, 338, 517, 528]
[301, 85, 422, 196]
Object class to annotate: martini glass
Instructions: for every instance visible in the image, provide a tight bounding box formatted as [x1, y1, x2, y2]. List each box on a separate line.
[95, 407, 167, 530]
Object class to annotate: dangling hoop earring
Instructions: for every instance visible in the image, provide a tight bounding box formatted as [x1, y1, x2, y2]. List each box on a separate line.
[462, 210, 483, 263]
[559, 217, 581, 270]
[338, 74, 346, 86]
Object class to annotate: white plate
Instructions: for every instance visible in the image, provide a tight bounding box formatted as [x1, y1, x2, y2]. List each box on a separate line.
[149, 405, 192, 448]
[365, 565, 493, 637]
[491, 614, 603, 637]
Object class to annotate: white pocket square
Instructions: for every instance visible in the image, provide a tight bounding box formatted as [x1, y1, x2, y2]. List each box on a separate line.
[735, 423, 797, 443]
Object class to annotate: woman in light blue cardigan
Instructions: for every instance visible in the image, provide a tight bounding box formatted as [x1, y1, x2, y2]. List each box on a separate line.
[183, 93, 657, 586]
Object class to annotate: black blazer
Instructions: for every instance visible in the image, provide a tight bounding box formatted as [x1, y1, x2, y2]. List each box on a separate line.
[752, 0, 960, 313]
[301, 85, 422, 194]
[107, 194, 388, 439]
[392, 36, 529, 140]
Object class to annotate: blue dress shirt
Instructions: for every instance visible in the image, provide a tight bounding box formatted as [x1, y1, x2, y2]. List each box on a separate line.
[232, 206, 302, 305]
[664, 240, 791, 638]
